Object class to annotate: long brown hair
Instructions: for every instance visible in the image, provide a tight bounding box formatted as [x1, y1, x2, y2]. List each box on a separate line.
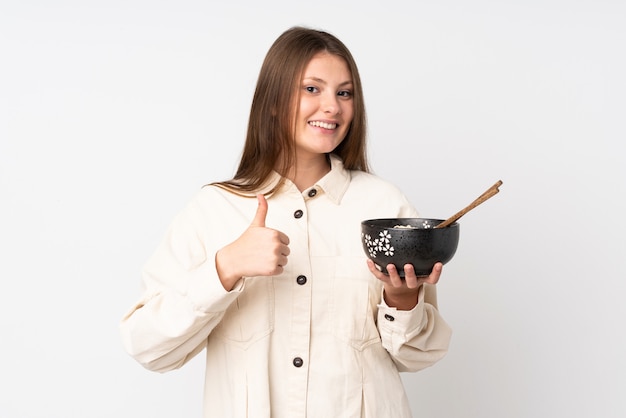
[212, 26, 369, 195]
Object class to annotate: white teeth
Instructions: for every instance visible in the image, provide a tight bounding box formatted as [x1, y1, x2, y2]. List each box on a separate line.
[309, 121, 337, 129]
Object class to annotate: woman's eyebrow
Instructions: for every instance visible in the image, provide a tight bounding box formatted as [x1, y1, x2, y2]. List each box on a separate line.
[303, 77, 353, 86]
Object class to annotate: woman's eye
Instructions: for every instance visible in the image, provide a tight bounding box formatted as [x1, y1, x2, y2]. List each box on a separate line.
[338, 90, 352, 98]
[305, 86, 319, 93]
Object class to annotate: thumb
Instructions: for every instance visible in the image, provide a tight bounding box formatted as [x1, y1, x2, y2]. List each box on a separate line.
[250, 193, 268, 227]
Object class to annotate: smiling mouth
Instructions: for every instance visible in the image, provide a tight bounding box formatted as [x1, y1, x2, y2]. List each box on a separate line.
[309, 121, 337, 130]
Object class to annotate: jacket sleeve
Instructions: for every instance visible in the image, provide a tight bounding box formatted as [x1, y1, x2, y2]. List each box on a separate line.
[377, 283, 452, 372]
[119, 193, 244, 373]
[375, 193, 452, 372]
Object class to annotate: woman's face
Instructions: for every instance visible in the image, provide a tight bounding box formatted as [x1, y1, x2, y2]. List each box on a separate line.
[293, 52, 354, 161]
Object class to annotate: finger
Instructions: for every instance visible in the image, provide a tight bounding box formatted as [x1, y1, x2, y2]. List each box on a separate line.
[279, 242, 291, 256]
[402, 264, 421, 289]
[386, 264, 404, 287]
[278, 231, 290, 246]
[424, 262, 443, 285]
[250, 193, 268, 227]
[366, 259, 386, 280]
[267, 265, 284, 276]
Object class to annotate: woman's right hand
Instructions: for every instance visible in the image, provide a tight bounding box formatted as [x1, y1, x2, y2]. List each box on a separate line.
[216, 194, 290, 291]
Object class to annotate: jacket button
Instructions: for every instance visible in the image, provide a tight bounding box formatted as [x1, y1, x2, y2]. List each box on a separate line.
[307, 188, 317, 198]
[384, 314, 395, 322]
[293, 357, 304, 368]
[296, 275, 307, 285]
[294, 209, 303, 219]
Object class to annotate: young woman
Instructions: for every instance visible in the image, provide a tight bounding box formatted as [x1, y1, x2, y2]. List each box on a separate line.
[120, 26, 452, 418]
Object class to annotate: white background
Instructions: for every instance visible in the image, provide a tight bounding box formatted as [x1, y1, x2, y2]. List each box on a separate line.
[1, 1, 625, 417]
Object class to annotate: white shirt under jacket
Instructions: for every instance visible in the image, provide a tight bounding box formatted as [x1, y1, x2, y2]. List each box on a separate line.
[120, 154, 452, 418]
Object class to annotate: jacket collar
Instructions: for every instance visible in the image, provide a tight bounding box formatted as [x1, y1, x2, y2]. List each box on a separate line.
[265, 154, 352, 204]
[313, 154, 351, 205]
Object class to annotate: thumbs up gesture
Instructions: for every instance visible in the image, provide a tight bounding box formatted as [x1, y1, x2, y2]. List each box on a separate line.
[250, 192, 270, 228]
[216, 194, 291, 291]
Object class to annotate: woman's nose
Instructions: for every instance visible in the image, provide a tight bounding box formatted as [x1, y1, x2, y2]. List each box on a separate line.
[322, 93, 341, 114]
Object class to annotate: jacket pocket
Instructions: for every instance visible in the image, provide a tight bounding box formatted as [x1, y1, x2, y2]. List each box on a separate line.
[213, 277, 274, 348]
[330, 257, 382, 351]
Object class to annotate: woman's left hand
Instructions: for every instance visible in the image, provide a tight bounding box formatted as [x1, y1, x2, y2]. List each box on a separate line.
[366, 260, 443, 310]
